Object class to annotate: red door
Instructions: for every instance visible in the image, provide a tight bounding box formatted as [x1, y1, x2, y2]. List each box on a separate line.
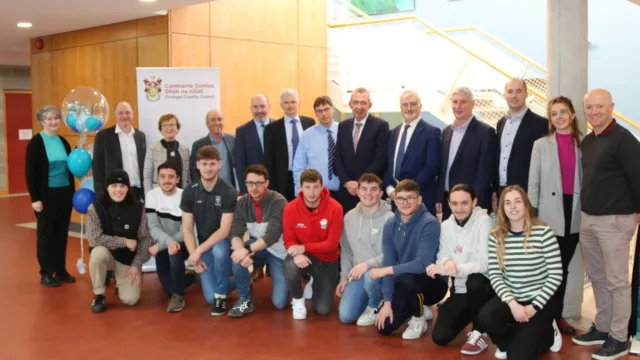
[4, 91, 32, 194]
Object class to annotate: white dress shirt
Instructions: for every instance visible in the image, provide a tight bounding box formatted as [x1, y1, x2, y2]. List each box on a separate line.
[386, 117, 422, 196]
[115, 124, 141, 187]
[499, 107, 528, 186]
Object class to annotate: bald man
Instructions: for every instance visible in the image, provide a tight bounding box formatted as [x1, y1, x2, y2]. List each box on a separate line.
[190, 110, 237, 188]
[233, 95, 272, 194]
[572, 89, 640, 359]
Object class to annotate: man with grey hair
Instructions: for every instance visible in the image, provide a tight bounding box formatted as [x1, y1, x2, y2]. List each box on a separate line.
[436, 86, 496, 219]
[384, 89, 441, 215]
[264, 88, 315, 201]
[190, 109, 237, 188]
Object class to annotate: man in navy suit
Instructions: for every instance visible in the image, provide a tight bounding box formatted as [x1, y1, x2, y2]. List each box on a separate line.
[384, 90, 441, 215]
[234, 94, 272, 194]
[436, 87, 496, 219]
[492, 78, 548, 211]
[335, 87, 389, 213]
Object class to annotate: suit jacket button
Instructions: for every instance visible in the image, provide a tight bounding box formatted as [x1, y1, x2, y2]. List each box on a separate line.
[552, 192, 556, 196]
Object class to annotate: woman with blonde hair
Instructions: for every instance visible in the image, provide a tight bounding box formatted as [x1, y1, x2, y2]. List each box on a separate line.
[477, 185, 563, 359]
[528, 96, 582, 335]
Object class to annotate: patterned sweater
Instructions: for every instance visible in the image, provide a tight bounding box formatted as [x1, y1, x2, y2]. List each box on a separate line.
[488, 225, 562, 309]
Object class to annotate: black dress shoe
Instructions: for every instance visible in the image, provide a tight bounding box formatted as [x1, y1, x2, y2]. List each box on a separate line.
[40, 274, 61, 287]
[91, 295, 107, 313]
[55, 272, 76, 284]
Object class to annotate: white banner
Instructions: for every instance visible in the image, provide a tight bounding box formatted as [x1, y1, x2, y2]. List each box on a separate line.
[136, 67, 220, 148]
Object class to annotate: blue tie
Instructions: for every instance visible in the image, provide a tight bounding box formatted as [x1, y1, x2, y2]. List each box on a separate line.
[327, 129, 336, 180]
[394, 124, 411, 180]
[291, 119, 299, 162]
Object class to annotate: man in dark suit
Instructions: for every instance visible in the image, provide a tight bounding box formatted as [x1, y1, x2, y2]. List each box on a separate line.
[93, 101, 146, 200]
[190, 109, 237, 189]
[264, 88, 315, 201]
[384, 90, 441, 215]
[436, 87, 496, 219]
[335, 87, 389, 213]
[234, 94, 272, 194]
[492, 78, 548, 211]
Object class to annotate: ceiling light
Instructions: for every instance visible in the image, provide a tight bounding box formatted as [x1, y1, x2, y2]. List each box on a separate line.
[17, 22, 32, 28]
[139, 0, 157, 3]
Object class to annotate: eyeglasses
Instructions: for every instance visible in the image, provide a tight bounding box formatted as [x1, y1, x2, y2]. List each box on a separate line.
[550, 109, 570, 118]
[395, 196, 417, 204]
[245, 181, 266, 188]
[401, 102, 419, 108]
[162, 123, 177, 129]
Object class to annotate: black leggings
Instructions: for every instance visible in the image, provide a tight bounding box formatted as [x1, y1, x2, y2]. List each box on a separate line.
[554, 194, 579, 320]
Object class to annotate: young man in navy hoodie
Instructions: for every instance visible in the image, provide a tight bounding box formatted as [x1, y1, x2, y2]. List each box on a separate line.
[372, 179, 447, 339]
[283, 169, 343, 320]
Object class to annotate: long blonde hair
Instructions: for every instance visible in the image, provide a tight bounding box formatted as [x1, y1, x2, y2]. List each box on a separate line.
[493, 185, 544, 269]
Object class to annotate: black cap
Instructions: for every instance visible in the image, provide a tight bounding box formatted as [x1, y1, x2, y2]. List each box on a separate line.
[105, 169, 130, 188]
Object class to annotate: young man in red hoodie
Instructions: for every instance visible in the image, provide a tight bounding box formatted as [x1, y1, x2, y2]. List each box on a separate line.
[283, 169, 343, 319]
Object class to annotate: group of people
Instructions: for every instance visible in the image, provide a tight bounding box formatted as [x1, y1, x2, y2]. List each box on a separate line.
[25, 80, 639, 360]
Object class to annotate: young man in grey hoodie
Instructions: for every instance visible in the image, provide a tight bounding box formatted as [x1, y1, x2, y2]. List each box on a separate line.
[428, 184, 494, 355]
[336, 173, 393, 326]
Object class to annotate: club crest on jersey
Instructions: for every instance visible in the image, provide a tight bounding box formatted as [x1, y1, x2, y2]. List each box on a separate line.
[214, 196, 221, 206]
[320, 219, 328, 229]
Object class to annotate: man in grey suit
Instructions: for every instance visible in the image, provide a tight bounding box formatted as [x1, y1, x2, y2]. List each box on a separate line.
[190, 109, 237, 189]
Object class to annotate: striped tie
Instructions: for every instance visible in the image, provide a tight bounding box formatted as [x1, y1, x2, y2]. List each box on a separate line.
[353, 122, 363, 152]
[327, 129, 336, 180]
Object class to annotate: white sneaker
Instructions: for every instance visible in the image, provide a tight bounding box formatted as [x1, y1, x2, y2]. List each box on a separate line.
[494, 348, 507, 359]
[402, 316, 427, 340]
[303, 277, 313, 300]
[550, 319, 562, 352]
[291, 298, 307, 320]
[423, 305, 433, 320]
[356, 306, 378, 327]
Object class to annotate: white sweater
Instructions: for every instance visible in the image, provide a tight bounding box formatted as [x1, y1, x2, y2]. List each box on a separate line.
[436, 206, 493, 294]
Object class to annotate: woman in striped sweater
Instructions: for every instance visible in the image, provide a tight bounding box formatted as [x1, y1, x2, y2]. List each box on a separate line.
[477, 185, 563, 359]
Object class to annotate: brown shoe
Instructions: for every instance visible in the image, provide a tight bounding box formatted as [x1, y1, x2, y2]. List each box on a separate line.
[557, 317, 576, 335]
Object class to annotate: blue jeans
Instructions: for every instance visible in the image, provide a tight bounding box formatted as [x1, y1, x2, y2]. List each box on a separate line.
[233, 248, 289, 309]
[199, 239, 236, 305]
[338, 270, 383, 324]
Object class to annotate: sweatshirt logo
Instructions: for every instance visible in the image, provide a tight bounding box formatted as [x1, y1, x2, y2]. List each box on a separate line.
[124, 224, 130, 230]
[214, 196, 221, 206]
[320, 219, 328, 229]
[296, 223, 307, 228]
[454, 245, 464, 254]
[371, 228, 379, 235]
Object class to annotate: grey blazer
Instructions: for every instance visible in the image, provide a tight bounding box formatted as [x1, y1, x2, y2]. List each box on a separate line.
[528, 135, 582, 236]
[143, 140, 190, 194]
[189, 133, 238, 189]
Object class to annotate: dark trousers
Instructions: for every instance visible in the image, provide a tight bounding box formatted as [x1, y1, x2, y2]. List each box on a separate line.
[555, 194, 579, 321]
[336, 187, 358, 214]
[378, 273, 448, 335]
[36, 186, 73, 276]
[477, 296, 556, 360]
[131, 186, 145, 202]
[432, 274, 494, 346]
[155, 246, 190, 296]
[284, 253, 339, 315]
[442, 191, 452, 220]
[284, 171, 296, 202]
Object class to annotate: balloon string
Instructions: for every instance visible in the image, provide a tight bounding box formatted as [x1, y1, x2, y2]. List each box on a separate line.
[80, 214, 84, 261]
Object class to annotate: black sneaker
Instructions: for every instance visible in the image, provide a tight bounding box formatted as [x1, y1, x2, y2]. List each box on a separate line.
[592, 336, 629, 360]
[91, 295, 107, 313]
[40, 274, 61, 287]
[572, 323, 609, 346]
[228, 299, 255, 318]
[211, 297, 227, 316]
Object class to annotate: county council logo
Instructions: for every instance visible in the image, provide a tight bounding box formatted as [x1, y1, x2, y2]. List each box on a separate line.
[143, 76, 163, 101]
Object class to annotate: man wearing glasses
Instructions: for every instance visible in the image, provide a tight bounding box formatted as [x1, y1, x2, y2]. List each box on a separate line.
[371, 179, 447, 340]
[227, 164, 289, 317]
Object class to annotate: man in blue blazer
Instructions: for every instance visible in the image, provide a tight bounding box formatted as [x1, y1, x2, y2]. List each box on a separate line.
[233, 94, 272, 194]
[335, 88, 390, 213]
[190, 109, 237, 189]
[384, 90, 441, 215]
[436, 87, 496, 219]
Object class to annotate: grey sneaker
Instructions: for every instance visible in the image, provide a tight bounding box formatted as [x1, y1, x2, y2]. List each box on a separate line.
[227, 299, 255, 318]
[167, 294, 185, 313]
[572, 323, 609, 346]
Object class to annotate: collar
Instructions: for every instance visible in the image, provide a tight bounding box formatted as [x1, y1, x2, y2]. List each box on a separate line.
[115, 124, 135, 135]
[402, 117, 421, 129]
[593, 118, 618, 137]
[209, 133, 223, 144]
[454, 116, 473, 131]
[284, 115, 299, 123]
[319, 122, 338, 134]
[354, 113, 369, 124]
[506, 107, 528, 121]
[249, 190, 267, 206]
[253, 118, 270, 128]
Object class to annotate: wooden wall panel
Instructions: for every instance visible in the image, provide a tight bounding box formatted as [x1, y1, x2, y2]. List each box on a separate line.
[298, 46, 327, 118]
[171, 34, 210, 67]
[51, 21, 138, 50]
[210, 0, 298, 45]
[170, 2, 210, 36]
[30, 52, 54, 130]
[138, 35, 169, 67]
[137, 16, 168, 37]
[298, 0, 327, 47]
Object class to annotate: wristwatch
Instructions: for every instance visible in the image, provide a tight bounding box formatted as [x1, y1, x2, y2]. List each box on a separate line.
[244, 244, 253, 254]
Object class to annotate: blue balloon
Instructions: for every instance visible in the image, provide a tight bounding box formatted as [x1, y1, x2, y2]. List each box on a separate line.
[80, 177, 94, 191]
[66, 113, 78, 133]
[72, 188, 96, 214]
[67, 149, 92, 178]
[85, 115, 102, 132]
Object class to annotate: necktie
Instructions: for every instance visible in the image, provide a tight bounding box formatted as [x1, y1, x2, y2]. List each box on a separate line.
[327, 129, 336, 180]
[394, 124, 411, 180]
[353, 122, 363, 152]
[291, 119, 299, 161]
[261, 124, 265, 129]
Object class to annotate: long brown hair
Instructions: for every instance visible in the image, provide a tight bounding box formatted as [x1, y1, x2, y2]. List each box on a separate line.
[547, 96, 582, 146]
[493, 185, 544, 269]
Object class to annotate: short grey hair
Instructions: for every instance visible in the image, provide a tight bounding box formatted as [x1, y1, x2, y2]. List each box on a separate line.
[206, 109, 224, 121]
[351, 87, 371, 102]
[280, 88, 299, 102]
[37, 105, 62, 123]
[400, 89, 421, 103]
[452, 86, 474, 101]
